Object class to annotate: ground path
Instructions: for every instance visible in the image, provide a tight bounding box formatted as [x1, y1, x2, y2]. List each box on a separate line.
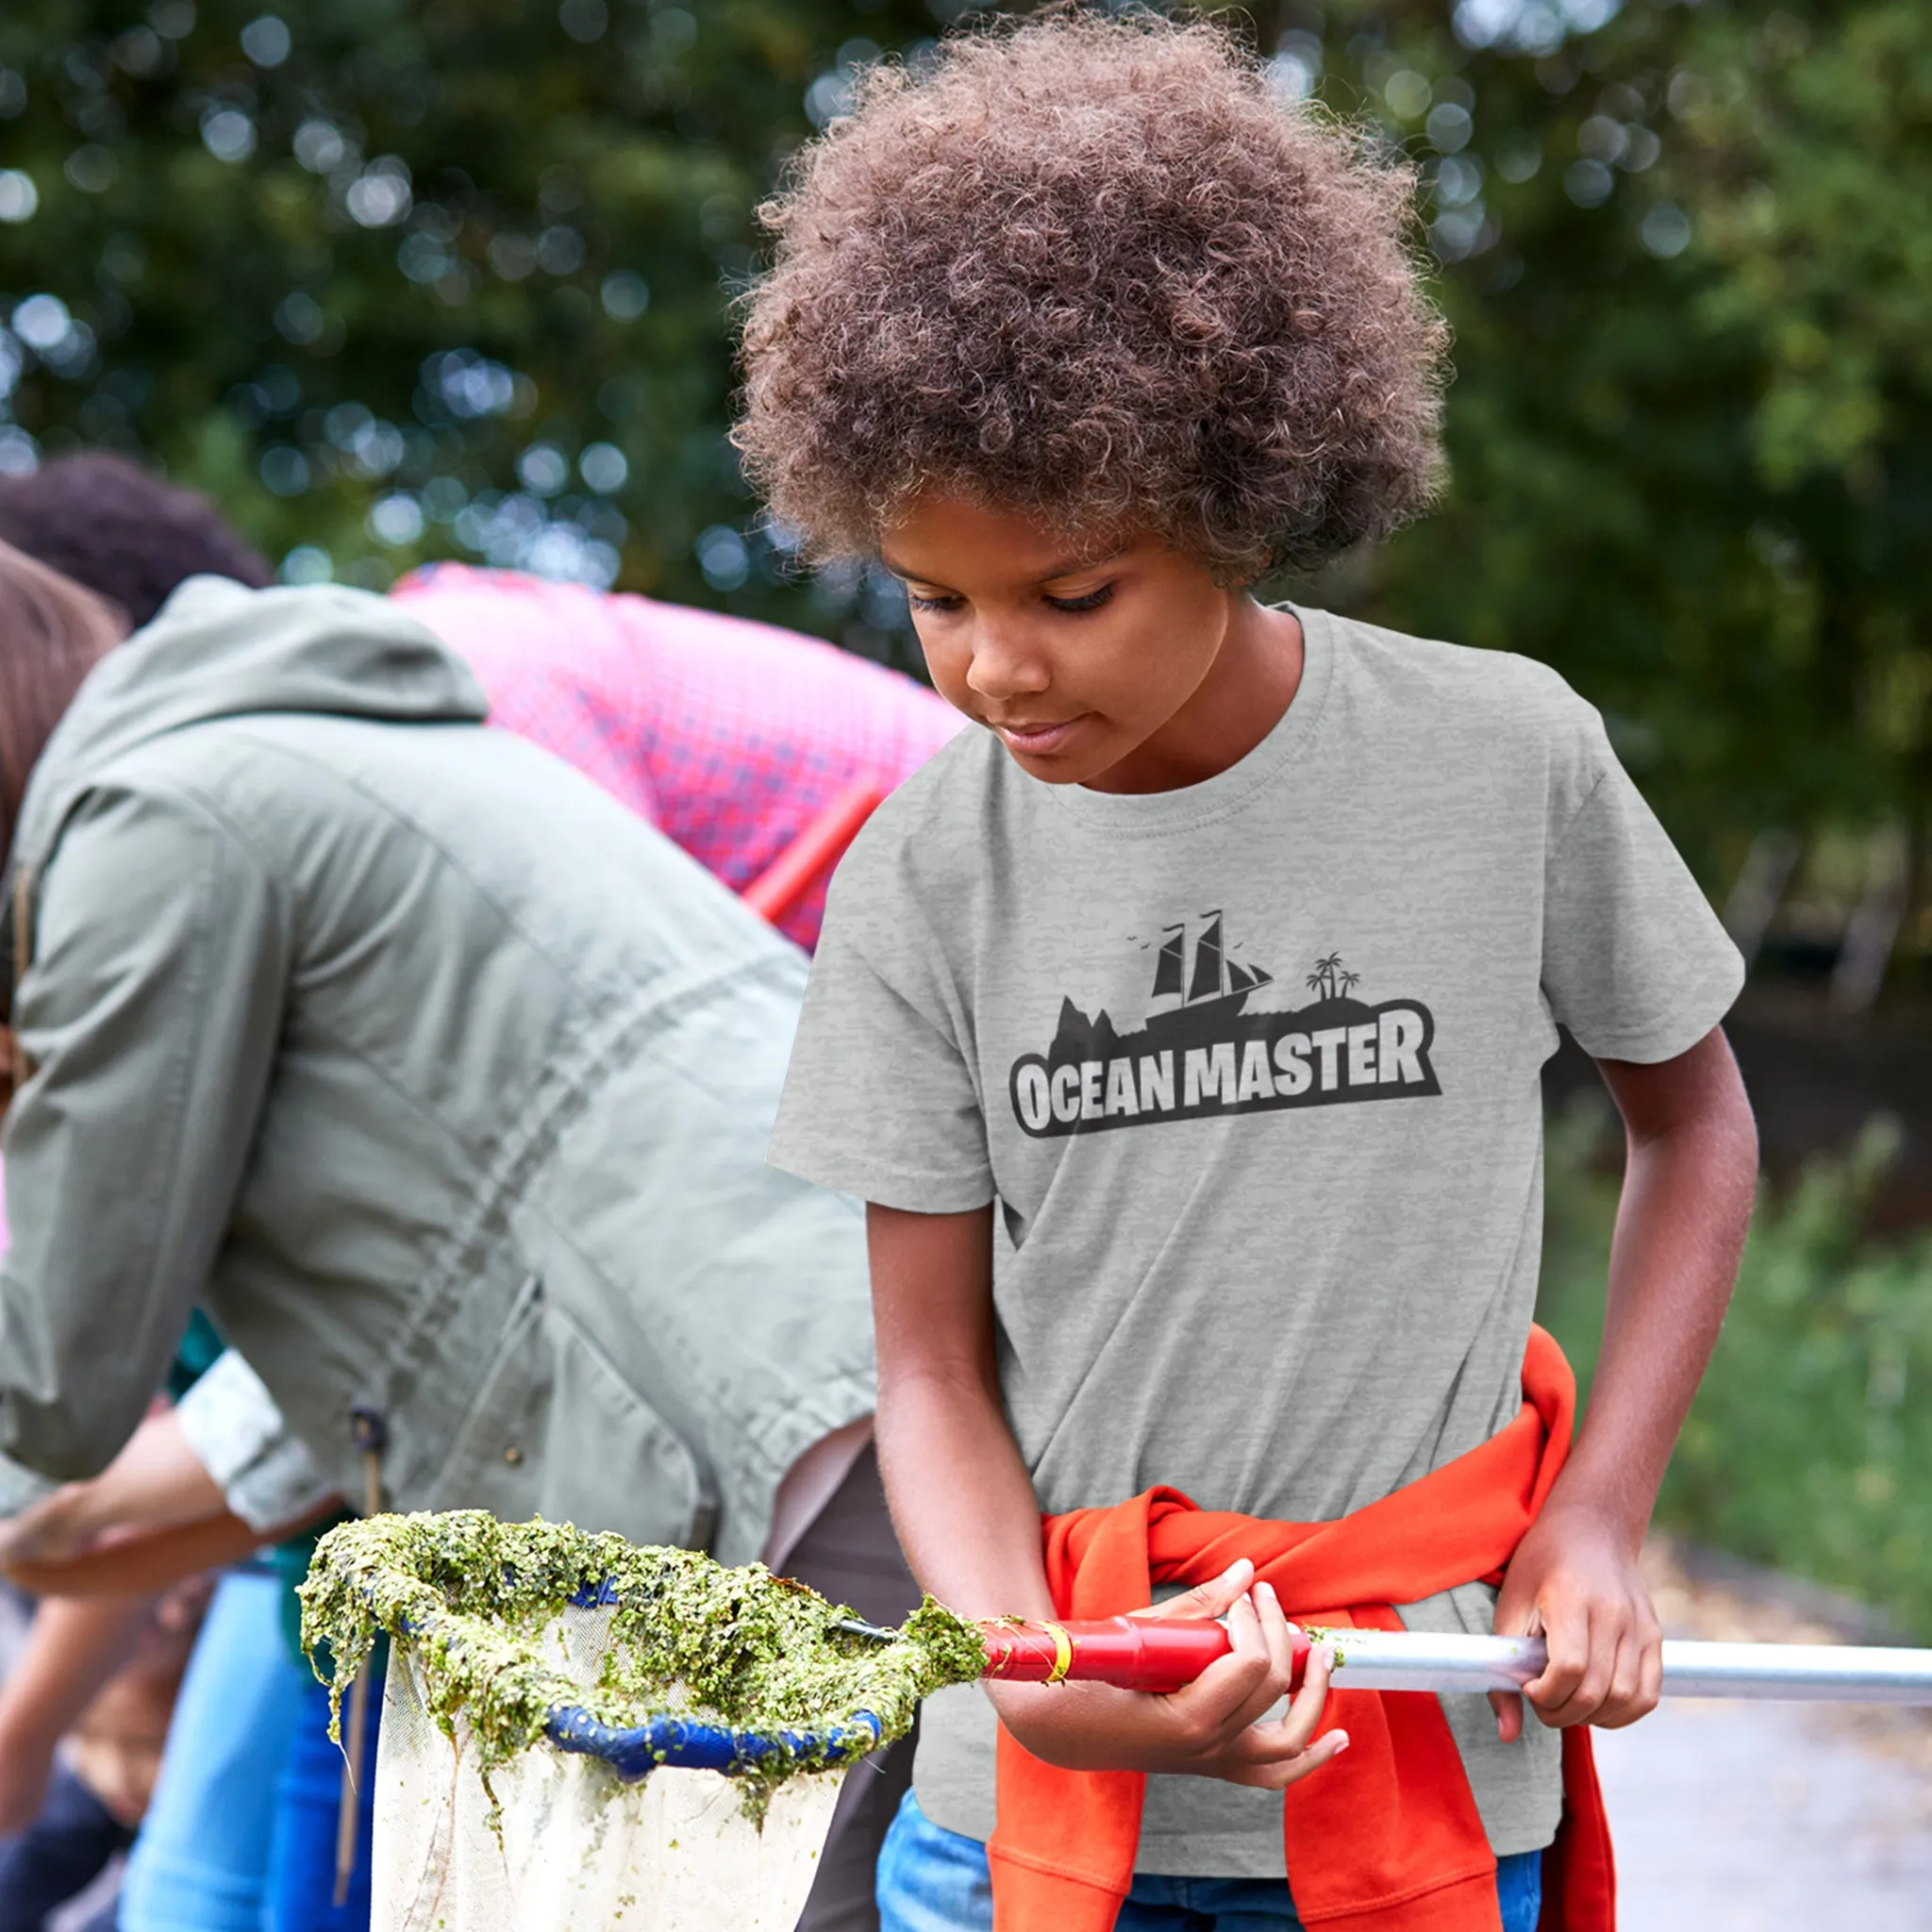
[1591, 1540, 1932, 1928]
[1597, 1696, 1932, 1926]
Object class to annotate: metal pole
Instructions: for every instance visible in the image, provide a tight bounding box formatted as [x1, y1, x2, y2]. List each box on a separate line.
[1322, 1627, 1932, 1705]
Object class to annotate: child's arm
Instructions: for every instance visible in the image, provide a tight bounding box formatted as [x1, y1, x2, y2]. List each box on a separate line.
[869, 1201, 1345, 1787]
[1492, 1024, 1757, 1739]
[0, 1593, 155, 1832]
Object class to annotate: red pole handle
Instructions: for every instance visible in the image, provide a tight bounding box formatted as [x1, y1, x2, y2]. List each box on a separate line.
[741, 780, 889, 925]
[980, 1618, 1312, 1695]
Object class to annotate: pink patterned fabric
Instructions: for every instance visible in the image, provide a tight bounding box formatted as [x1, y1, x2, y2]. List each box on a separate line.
[392, 565, 963, 951]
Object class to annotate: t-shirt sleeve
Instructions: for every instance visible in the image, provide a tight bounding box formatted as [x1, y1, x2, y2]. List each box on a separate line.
[768, 812, 993, 1212]
[1541, 714, 1743, 1063]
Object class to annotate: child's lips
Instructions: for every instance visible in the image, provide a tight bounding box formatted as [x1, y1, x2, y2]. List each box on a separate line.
[990, 714, 1089, 755]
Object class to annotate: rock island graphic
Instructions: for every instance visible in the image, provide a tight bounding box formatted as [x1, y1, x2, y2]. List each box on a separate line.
[1008, 916, 1441, 1139]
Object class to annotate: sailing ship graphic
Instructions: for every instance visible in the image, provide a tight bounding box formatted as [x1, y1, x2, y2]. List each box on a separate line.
[1148, 912, 1274, 1019]
[1008, 917, 1441, 1139]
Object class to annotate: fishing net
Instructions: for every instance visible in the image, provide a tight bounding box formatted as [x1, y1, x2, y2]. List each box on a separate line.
[301, 1513, 986, 1932]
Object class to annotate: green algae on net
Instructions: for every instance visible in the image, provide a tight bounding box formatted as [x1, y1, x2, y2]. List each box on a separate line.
[298, 1511, 987, 1812]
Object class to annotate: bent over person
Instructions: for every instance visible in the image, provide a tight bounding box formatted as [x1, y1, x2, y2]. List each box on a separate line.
[0, 542, 910, 1929]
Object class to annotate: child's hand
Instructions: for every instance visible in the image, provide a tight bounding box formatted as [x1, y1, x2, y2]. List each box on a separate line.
[986, 1558, 1349, 1789]
[1489, 1503, 1662, 1740]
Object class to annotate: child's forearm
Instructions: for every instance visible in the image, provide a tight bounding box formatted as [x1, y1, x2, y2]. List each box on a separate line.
[864, 1206, 1341, 1784]
[1491, 1028, 1755, 1733]
[867, 1201, 1056, 1621]
[0, 1593, 153, 1749]
[876, 1363, 1058, 1621]
[1557, 1027, 1757, 1543]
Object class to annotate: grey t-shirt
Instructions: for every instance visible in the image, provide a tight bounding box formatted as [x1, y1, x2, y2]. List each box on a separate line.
[770, 608, 1742, 1876]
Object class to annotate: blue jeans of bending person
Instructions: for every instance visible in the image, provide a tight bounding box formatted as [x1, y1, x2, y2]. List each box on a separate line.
[119, 1569, 310, 1932]
[261, 1673, 380, 1932]
[876, 1790, 1544, 1932]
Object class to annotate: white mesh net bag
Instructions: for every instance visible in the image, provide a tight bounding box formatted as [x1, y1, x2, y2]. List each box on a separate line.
[300, 1513, 986, 1932]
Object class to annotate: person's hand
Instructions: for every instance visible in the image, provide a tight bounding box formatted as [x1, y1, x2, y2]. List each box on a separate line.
[0, 1407, 228, 1575]
[986, 1558, 1348, 1789]
[1489, 1502, 1662, 1740]
[0, 1484, 99, 1570]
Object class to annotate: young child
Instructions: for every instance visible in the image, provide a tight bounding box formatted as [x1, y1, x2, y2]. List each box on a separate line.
[753, 16, 1757, 1932]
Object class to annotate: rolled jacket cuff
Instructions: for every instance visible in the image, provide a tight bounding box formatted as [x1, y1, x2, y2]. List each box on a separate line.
[175, 1349, 339, 1532]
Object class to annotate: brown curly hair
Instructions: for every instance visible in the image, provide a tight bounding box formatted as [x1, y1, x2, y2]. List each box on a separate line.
[735, 10, 1448, 580]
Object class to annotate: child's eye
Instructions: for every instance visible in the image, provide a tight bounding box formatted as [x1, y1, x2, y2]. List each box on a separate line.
[907, 591, 963, 613]
[1045, 585, 1113, 614]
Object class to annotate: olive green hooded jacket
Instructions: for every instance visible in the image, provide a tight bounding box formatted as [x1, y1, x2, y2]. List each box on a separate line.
[0, 577, 873, 1561]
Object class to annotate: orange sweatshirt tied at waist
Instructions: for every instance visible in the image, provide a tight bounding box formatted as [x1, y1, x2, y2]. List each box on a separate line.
[988, 1325, 1615, 1932]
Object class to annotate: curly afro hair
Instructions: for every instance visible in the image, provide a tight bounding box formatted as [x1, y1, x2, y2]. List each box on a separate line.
[0, 452, 271, 632]
[735, 10, 1449, 581]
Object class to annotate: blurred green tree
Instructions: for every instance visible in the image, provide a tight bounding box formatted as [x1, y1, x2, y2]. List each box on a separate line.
[2, 0, 1928, 913]
[0, 0, 949, 659]
[1277, 0, 1932, 925]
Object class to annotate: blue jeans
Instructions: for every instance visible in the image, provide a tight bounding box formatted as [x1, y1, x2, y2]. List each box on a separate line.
[877, 1790, 1543, 1932]
[261, 1674, 379, 1932]
[120, 1570, 311, 1932]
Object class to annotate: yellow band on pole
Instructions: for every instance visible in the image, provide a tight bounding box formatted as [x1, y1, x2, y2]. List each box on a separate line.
[1042, 1622, 1074, 1686]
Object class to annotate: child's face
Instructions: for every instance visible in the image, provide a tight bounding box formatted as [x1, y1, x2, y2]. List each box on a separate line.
[881, 496, 1249, 789]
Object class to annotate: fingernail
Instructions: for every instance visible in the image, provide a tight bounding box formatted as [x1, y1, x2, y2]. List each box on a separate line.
[1257, 1581, 1277, 1603]
[1331, 1732, 1350, 1753]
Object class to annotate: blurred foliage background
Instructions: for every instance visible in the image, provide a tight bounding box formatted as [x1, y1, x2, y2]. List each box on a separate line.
[3, 0, 1929, 912]
[1540, 1100, 1932, 1636]
[2, 0, 1931, 1617]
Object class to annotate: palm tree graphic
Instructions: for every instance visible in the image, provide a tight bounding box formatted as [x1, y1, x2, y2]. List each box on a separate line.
[1307, 953, 1347, 1001]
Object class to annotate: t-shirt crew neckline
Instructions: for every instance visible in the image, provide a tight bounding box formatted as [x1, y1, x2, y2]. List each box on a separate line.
[1040, 602, 1336, 835]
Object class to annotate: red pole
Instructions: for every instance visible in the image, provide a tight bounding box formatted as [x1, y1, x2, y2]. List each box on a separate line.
[980, 1617, 1307, 1695]
[741, 779, 888, 928]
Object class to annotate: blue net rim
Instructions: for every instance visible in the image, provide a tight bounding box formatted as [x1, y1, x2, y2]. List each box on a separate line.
[540, 1574, 883, 1780]
[541, 1703, 883, 1780]
[361, 1566, 885, 1783]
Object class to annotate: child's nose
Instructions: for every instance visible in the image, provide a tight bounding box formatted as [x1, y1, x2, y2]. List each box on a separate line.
[964, 622, 1052, 701]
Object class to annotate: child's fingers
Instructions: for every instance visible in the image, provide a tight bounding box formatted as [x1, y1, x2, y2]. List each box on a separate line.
[1252, 1582, 1294, 1675]
[1521, 1600, 1583, 1712]
[1274, 1638, 1333, 1749]
[1526, 1605, 1610, 1726]
[1220, 1638, 1334, 1771]
[1167, 1589, 1274, 1731]
[1638, 1626, 1665, 1711]
[1130, 1559, 1254, 1624]
[1236, 1728, 1349, 1790]
[1223, 1584, 1300, 1730]
[1225, 1680, 1349, 1790]
[1592, 1626, 1662, 1729]
[1488, 1690, 1524, 1743]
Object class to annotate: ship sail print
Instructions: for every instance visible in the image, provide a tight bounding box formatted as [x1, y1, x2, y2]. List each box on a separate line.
[1150, 925, 1187, 1004]
[1187, 913, 1225, 1005]
[1154, 914, 1278, 1014]
[1009, 917, 1441, 1139]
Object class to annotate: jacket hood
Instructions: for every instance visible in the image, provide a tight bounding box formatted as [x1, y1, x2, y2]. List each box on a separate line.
[9, 575, 488, 878]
